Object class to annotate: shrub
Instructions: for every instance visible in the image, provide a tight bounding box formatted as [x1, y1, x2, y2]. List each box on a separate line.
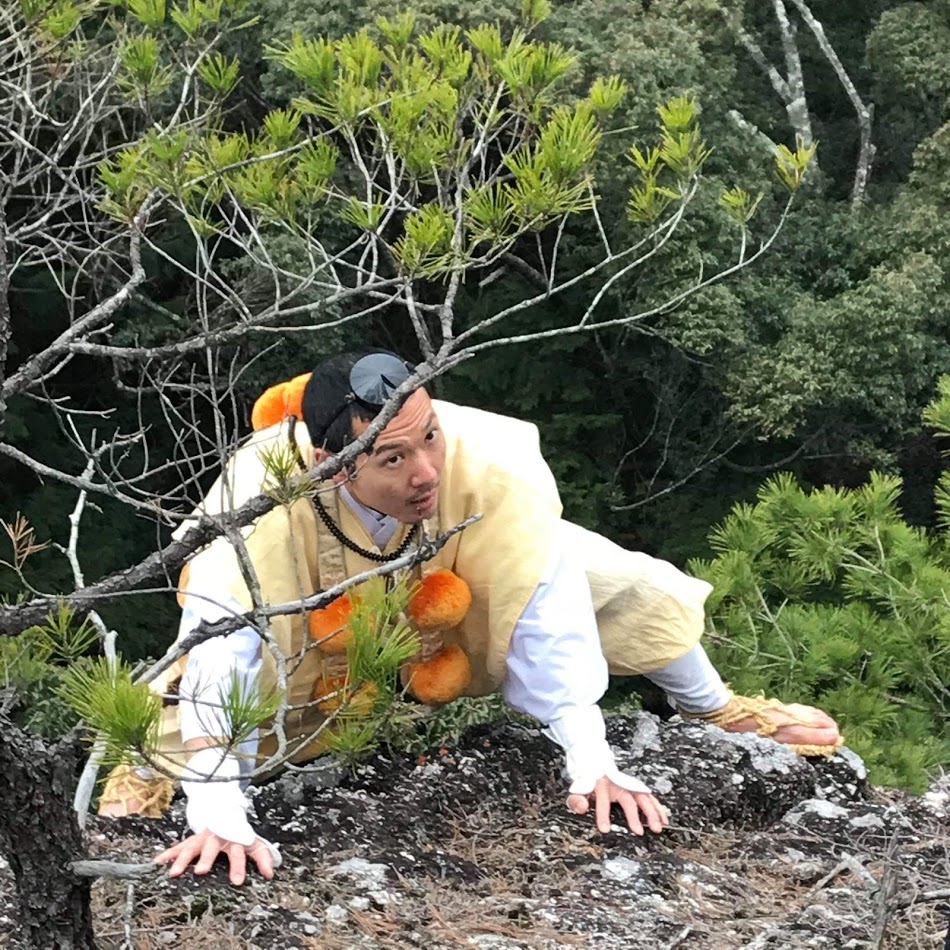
[691, 379, 950, 790]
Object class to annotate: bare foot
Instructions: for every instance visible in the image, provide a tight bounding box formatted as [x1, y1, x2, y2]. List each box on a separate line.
[98, 796, 146, 817]
[723, 701, 841, 748]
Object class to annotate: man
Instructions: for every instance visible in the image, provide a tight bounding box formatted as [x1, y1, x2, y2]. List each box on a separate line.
[101, 349, 841, 885]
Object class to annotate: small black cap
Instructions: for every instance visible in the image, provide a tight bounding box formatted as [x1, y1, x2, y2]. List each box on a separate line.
[301, 348, 411, 451]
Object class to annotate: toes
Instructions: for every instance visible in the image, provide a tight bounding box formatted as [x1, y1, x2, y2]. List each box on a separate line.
[784, 704, 839, 731]
[772, 723, 841, 747]
[755, 702, 839, 733]
[712, 700, 841, 749]
[722, 708, 840, 748]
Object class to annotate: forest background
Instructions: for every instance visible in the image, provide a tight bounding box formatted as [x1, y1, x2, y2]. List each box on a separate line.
[3, 0, 950, 792]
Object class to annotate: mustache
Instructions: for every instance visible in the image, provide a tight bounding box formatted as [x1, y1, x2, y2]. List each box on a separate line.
[409, 483, 439, 503]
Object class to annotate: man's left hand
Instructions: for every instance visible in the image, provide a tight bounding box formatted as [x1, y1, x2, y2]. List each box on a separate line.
[567, 776, 669, 835]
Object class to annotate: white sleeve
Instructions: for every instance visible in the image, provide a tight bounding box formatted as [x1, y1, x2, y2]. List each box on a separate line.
[502, 523, 649, 796]
[502, 522, 608, 722]
[177, 593, 263, 750]
[181, 748, 282, 867]
[175, 591, 271, 846]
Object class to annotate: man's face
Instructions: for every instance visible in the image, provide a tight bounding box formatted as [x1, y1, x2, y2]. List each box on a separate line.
[346, 389, 445, 523]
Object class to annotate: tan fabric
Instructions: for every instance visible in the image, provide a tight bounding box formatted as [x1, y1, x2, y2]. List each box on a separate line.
[153, 400, 709, 774]
[561, 521, 708, 675]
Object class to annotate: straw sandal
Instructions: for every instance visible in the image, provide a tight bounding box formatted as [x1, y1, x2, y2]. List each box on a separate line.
[681, 692, 843, 757]
[97, 764, 175, 817]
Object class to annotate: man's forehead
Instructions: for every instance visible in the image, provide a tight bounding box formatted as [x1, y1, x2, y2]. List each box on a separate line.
[375, 412, 437, 447]
[370, 392, 437, 451]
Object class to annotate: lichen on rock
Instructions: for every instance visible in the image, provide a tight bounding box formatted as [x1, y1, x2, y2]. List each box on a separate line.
[2, 712, 947, 949]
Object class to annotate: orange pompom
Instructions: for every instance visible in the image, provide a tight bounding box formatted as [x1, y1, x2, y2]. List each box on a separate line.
[250, 372, 312, 431]
[176, 563, 191, 608]
[407, 570, 472, 631]
[405, 644, 472, 705]
[313, 676, 378, 715]
[251, 382, 288, 431]
[307, 595, 353, 654]
[282, 372, 311, 420]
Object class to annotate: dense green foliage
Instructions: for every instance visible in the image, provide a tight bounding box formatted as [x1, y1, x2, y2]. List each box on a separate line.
[9, 0, 947, 559]
[693, 378, 950, 790]
[221, 0, 950, 552]
[0, 607, 99, 737]
[4, 0, 950, 787]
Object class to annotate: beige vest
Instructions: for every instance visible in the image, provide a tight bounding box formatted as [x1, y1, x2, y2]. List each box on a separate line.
[152, 401, 708, 774]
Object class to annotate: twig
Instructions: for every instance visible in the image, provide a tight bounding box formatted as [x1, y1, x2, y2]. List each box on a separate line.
[663, 926, 692, 949]
[122, 882, 135, 949]
[809, 853, 876, 893]
[869, 837, 901, 949]
[1, 192, 157, 402]
[70, 860, 162, 880]
[64, 461, 120, 826]
[784, 0, 875, 205]
[891, 888, 950, 911]
[0, 362, 447, 637]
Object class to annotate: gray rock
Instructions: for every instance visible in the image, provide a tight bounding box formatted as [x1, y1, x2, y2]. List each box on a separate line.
[4, 712, 940, 950]
[602, 857, 641, 881]
[783, 799, 851, 825]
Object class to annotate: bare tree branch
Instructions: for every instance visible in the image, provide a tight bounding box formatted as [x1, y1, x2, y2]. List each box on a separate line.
[1, 192, 157, 403]
[784, 0, 876, 205]
[722, 2, 814, 148]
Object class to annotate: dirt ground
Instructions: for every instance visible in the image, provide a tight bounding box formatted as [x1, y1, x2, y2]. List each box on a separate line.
[2, 715, 949, 949]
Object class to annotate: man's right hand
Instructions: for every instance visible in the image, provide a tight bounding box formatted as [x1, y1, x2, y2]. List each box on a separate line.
[567, 775, 669, 835]
[155, 829, 276, 886]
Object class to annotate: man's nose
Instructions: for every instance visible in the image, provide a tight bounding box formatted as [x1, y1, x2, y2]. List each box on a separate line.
[411, 455, 437, 486]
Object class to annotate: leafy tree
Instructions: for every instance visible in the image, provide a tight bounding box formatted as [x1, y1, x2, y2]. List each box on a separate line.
[866, 0, 950, 183]
[0, 0, 803, 626]
[0, 601, 100, 738]
[38, 0, 805, 772]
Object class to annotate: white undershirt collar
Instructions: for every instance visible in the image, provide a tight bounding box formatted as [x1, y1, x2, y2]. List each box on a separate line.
[339, 484, 400, 549]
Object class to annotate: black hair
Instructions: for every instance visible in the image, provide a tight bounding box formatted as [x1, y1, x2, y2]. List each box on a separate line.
[301, 349, 403, 453]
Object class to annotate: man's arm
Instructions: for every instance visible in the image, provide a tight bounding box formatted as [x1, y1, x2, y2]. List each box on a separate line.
[153, 592, 281, 884]
[502, 523, 668, 835]
[156, 743, 279, 885]
[152, 420, 322, 882]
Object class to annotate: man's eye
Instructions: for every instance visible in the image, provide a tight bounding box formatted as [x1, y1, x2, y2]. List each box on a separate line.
[385, 455, 402, 466]
[426, 428, 439, 441]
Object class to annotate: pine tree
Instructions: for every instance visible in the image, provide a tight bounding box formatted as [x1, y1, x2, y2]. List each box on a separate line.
[692, 378, 950, 790]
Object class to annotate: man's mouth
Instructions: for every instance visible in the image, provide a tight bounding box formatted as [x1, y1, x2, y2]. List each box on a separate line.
[410, 486, 439, 510]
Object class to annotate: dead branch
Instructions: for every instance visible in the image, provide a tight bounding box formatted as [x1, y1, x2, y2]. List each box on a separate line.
[0, 358, 457, 637]
[722, 1, 814, 148]
[784, 0, 875, 205]
[891, 888, 950, 911]
[70, 860, 161, 881]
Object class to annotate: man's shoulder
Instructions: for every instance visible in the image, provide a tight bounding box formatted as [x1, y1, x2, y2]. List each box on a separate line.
[172, 419, 307, 539]
[430, 400, 562, 536]
[432, 399, 558, 498]
[431, 399, 541, 449]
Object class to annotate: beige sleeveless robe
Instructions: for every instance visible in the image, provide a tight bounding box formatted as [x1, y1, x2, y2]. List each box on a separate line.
[151, 401, 708, 775]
